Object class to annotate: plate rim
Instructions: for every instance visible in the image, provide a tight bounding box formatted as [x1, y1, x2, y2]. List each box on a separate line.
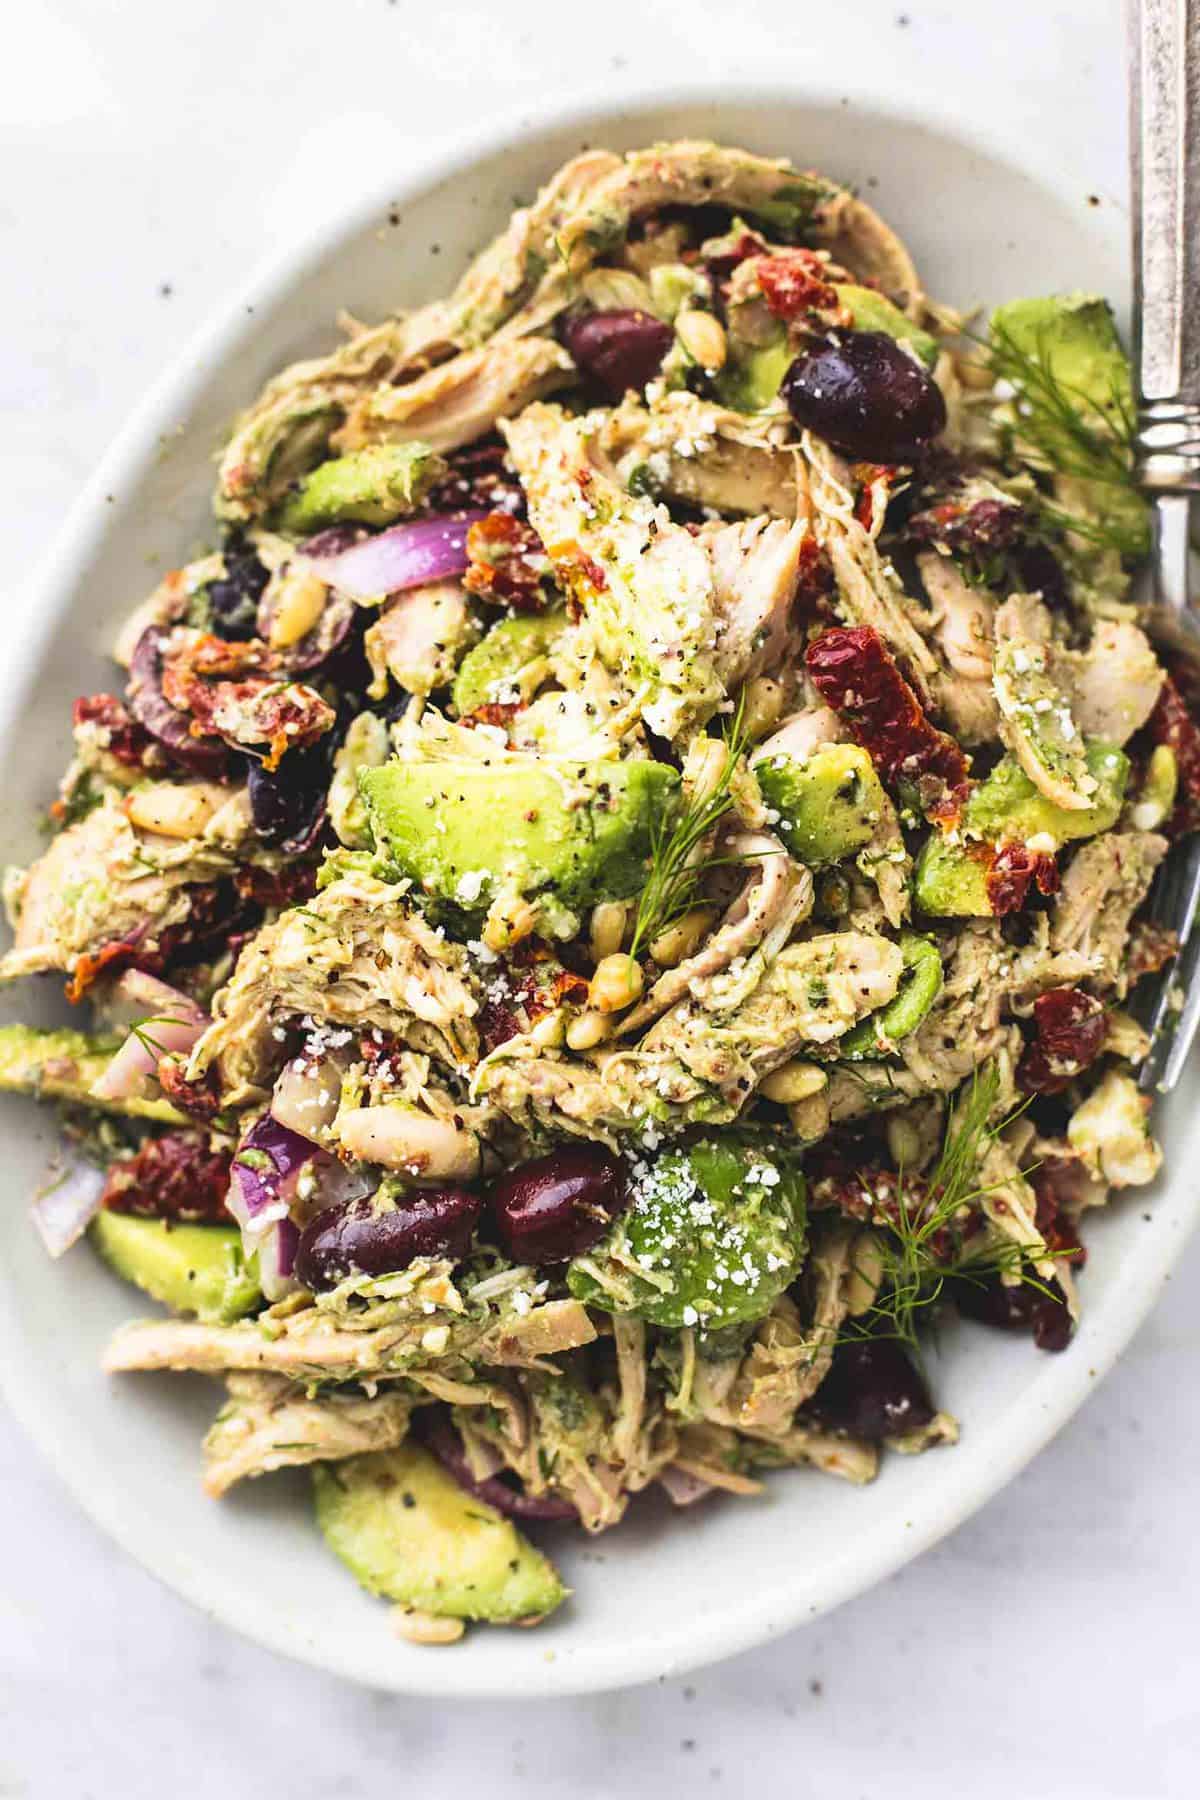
[0, 74, 1186, 1698]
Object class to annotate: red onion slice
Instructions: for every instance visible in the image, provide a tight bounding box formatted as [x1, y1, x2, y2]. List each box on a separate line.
[31, 1161, 107, 1258]
[255, 1216, 300, 1302]
[423, 1416, 578, 1522]
[227, 1116, 316, 1231]
[300, 511, 488, 603]
[90, 974, 210, 1102]
[658, 1465, 717, 1508]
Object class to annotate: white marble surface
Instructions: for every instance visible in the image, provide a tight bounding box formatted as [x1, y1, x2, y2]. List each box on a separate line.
[2, 1, 1199, 1792]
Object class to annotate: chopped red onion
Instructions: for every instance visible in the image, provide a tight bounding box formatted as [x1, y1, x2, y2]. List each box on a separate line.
[227, 1116, 316, 1230]
[300, 511, 488, 602]
[658, 1465, 717, 1508]
[255, 1216, 300, 1302]
[31, 1161, 107, 1258]
[90, 975, 209, 1103]
[423, 1415, 578, 1521]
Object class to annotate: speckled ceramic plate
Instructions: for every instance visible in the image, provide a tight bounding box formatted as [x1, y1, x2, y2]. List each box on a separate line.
[0, 82, 1193, 1697]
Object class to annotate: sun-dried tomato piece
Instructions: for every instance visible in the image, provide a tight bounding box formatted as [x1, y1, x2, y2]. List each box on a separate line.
[1030, 1160, 1089, 1268]
[232, 861, 320, 911]
[475, 946, 590, 1053]
[906, 496, 1027, 555]
[985, 842, 1060, 916]
[101, 1130, 232, 1222]
[461, 700, 523, 733]
[425, 439, 526, 518]
[1017, 986, 1107, 1095]
[805, 625, 970, 803]
[72, 694, 153, 768]
[753, 250, 841, 322]
[1146, 673, 1200, 836]
[464, 511, 553, 613]
[155, 1056, 224, 1123]
[160, 631, 335, 771]
[65, 878, 263, 1002]
[703, 228, 770, 285]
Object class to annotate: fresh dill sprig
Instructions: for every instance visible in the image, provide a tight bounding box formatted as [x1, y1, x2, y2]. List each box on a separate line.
[628, 698, 754, 960]
[984, 317, 1147, 558]
[844, 1063, 1068, 1357]
[128, 1015, 195, 1060]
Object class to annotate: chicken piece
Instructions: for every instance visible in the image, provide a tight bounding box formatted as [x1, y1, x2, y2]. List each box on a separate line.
[1068, 1069, 1162, 1188]
[600, 391, 800, 517]
[808, 461, 938, 690]
[105, 1262, 596, 1382]
[503, 404, 724, 738]
[809, 189, 924, 318]
[0, 792, 252, 984]
[916, 549, 999, 744]
[753, 704, 846, 764]
[993, 594, 1094, 810]
[1050, 830, 1168, 992]
[188, 867, 480, 1100]
[334, 337, 575, 456]
[364, 580, 477, 697]
[638, 928, 904, 1099]
[1061, 619, 1164, 746]
[699, 516, 809, 687]
[618, 832, 813, 1034]
[202, 1373, 414, 1497]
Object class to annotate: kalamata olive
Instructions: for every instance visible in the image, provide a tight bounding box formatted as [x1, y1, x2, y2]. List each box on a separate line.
[294, 1186, 481, 1291]
[559, 309, 674, 400]
[490, 1145, 628, 1265]
[246, 739, 329, 852]
[953, 1273, 1073, 1352]
[208, 536, 270, 640]
[810, 1337, 935, 1440]
[782, 330, 947, 462]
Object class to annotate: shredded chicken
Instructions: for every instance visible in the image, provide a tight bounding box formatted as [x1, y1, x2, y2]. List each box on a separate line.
[202, 1373, 414, 1497]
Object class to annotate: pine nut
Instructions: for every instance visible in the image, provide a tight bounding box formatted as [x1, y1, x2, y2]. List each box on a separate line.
[649, 907, 717, 968]
[392, 1608, 465, 1646]
[482, 892, 539, 953]
[589, 900, 629, 964]
[676, 309, 728, 373]
[566, 1009, 612, 1051]
[741, 675, 786, 742]
[788, 1090, 831, 1142]
[267, 569, 328, 649]
[124, 781, 223, 840]
[588, 952, 644, 1014]
[761, 1060, 828, 1104]
[845, 1229, 886, 1317]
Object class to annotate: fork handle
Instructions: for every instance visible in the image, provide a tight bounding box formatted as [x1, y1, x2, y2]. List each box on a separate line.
[1129, 0, 1200, 493]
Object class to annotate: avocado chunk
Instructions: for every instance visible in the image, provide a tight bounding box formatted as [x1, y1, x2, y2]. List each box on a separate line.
[715, 334, 793, 413]
[839, 932, 943, 1058]
[0, 1024, 185, 1124]
[914, 741, 1129, 919]
[451, 611, 566, 719]
[989, 293, 1149, 556]
[361, 754, 680, 914]
[274, 443, 444, 535]
[965, 742, 1128, 843]
[91, 1212, 261, 1323]
[835, 285, 938, 368]
[756, 744, 887, 868]
[567, 1136, 806, 1331]
[313, 1444, 565, 1626]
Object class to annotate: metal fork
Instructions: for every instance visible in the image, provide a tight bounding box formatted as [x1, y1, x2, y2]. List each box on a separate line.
[1129, 0, 1200, 1092]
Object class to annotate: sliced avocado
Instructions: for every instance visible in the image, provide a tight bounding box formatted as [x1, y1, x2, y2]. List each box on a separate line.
[966, 742, 1128, 843]
[451, 611, 566, 719]
[990, 293, 1150, 556]
[313, 1444, 565, 1625]
[755, 744, 887, 868]
[91, 1212, 261, 1323]
[834, 285, 939, 368]
[274, 443, 444, 535]
[839, 932, 944, 1058]
[914, 741, 1129, 919]
[567, 1136, 806, 1331]
[0, 1024, 186, 1124]
[361, 755, 680, 914]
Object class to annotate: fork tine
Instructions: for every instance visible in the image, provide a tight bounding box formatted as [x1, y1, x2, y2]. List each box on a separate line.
[1138, 835, 1200, 1091]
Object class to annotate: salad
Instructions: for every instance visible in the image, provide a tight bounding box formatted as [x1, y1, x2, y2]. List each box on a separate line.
[3, 139, 1190, 1644]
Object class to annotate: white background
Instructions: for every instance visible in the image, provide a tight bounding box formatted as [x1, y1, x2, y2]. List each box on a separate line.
[2, 2, 1199, 1795]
